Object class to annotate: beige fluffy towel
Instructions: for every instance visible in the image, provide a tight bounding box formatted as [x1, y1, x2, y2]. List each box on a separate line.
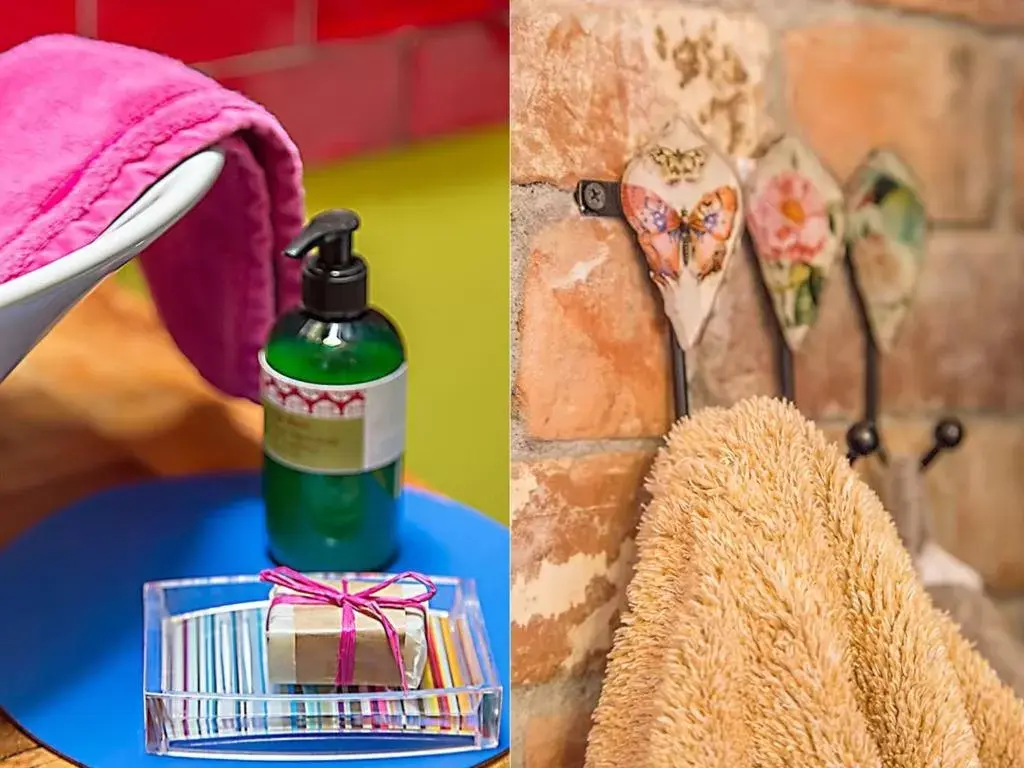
[585, 397, 1024, 768]
[875, 454, 1024, 700]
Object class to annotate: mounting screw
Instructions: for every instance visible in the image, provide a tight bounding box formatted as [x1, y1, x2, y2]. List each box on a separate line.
[581, 181, 606, 212]
[574, 179, 624, 218]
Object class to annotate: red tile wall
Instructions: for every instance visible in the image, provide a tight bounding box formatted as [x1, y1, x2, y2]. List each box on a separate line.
[96, 0, 300, 64]
[219, 40, 406, 165]
[0, 0, 76, 52]
[0, 0, 509, 166]
[317, 0, 500, 40]
[409, 23, 510, 140]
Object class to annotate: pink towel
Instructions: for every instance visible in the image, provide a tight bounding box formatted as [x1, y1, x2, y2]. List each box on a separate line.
[0, 34, 304, 401]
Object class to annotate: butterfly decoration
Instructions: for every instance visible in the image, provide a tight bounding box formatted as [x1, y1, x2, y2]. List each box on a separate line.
[620, 117, 745, 351]
[744, 135, 847, 351]
[646, 146, 708, 186]
[621, 184, 739, 284]
[845, 149, 927, 353]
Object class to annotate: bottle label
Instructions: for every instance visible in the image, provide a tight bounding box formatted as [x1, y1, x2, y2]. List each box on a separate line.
[259, 352, 407, 475]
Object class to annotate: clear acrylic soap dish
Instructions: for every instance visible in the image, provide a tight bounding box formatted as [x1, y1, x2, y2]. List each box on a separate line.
[143, 573, 502, 761]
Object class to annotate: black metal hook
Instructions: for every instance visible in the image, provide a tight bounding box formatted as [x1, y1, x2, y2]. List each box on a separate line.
[743, 230, 795, 404]
[575, 178, 689, 420]
[919, 417, 964, 472]
[843, 244, 889, 465]
[843, 247, 964, 468]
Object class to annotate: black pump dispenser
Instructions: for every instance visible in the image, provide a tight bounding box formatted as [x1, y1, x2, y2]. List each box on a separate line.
[284, 209, 367, 319]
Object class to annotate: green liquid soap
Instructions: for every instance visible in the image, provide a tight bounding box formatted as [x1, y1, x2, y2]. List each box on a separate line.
[260, 210, 407, 571]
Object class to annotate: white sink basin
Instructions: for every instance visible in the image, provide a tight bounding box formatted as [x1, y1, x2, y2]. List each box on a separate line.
[0, 147, 225, 383]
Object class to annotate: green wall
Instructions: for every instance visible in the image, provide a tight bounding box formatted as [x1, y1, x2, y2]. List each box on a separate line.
[303, 129, 509, 522]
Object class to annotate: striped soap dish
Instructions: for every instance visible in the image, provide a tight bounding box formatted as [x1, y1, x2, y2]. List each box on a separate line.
[143, 573, 502, 761]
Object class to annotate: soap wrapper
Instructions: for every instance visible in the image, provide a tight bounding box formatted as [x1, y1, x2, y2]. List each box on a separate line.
[264, 575, 430, 689]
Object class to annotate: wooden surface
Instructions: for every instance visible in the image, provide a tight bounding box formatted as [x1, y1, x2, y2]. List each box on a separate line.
[0, 278, 264, 765]
[0, 278, 508, 767]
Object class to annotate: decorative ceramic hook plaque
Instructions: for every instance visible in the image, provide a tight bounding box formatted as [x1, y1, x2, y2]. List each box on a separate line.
[620, 117, 745, 350]
[845, 149, 927, 353]
[745, 136, 847, 351]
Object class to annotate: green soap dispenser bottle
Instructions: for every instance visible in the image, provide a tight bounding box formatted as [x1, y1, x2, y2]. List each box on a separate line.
[260, 209, 406, 571]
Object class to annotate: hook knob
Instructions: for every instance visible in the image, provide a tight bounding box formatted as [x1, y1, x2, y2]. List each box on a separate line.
[920, 417, 964, 470]
[846, 420, 879, 464]
[935, 417, 964, 449]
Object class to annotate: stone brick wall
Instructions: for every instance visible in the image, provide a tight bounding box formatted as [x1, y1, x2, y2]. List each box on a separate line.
[510, 0, 1024, 764]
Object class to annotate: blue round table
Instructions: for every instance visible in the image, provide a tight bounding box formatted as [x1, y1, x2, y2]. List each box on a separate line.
[0, 474, 509, 767]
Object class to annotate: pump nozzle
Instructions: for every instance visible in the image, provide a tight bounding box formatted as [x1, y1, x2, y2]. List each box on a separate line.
[284, 210, 360, 265]
[285, 209, 368, 319]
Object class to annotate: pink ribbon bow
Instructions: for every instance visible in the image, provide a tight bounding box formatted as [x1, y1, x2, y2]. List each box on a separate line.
[259, 566, 436, 691]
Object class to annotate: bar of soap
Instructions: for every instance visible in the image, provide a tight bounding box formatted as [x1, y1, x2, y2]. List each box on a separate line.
[265, 578, 428, 688]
